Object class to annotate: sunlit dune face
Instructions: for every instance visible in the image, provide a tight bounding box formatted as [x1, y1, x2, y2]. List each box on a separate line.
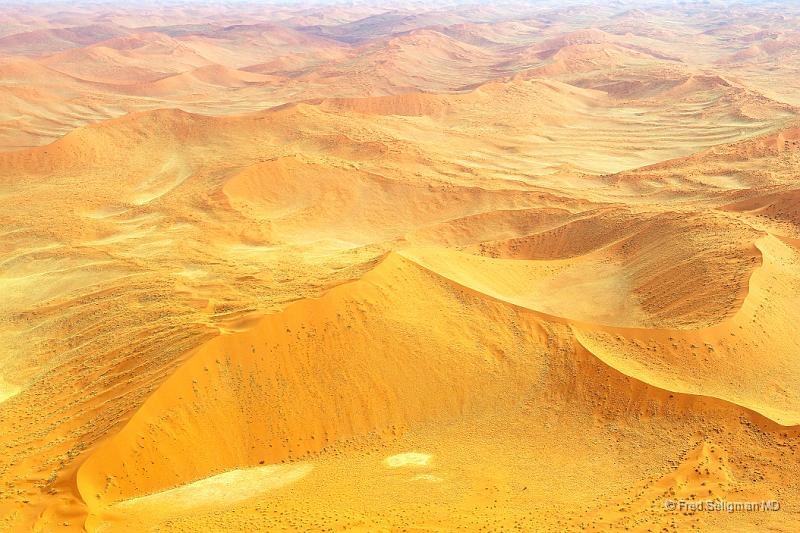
[2, 1, 800, 532]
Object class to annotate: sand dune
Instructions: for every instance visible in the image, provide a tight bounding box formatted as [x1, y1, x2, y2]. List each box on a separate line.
[39, 33, 216, 84]
[0, 24, 130, 56]
[722, 189, 800, 226]
[76, 248, 799, 531]
[124, 65, 279, 97]
[75, 250, 793, 497]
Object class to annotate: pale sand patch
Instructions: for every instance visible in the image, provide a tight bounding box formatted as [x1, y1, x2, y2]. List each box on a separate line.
[0, 375, 20, 403]
[111, 463, 312, 516]
[130, 156, 192, 205]
[83, 206, 129, 220]
[410, 474, 443, 482]
[384, 452, 432, 468]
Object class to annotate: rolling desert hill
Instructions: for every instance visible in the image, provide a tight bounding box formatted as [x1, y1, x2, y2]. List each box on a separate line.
[2, 1, 800, 532]
[0, 24, 131, 56]
[40, 33, 218, 84]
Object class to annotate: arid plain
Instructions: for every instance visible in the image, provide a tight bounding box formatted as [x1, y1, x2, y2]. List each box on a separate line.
[1, 1, 800, 531]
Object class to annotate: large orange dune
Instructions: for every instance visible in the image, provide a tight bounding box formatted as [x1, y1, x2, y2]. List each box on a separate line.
[1, 1, 800, 532]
